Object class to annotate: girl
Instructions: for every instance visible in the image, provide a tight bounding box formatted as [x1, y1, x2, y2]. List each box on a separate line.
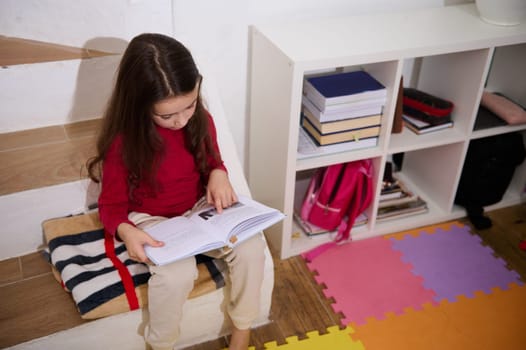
[87, 33, 265, 350]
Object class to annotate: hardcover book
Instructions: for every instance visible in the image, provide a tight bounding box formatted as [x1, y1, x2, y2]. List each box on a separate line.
[302, 95, 384, 123]
[377, 173, 428, 221]
[303, 70, 387, 111]
[379, 178, 419, 208]
[302, 107, 382, 135]
[302, 117, 380, 146]
[297, 127, 378, 159]
[391, 77, 404, 133]
[402, 114, 453, 134]
[376, 197, 428, 221]
[403, 105, 452, 126]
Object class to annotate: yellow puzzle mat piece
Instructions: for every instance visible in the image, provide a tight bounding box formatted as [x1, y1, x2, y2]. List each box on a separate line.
[262, 326, 364, 350]
[350, 283, 526, 350]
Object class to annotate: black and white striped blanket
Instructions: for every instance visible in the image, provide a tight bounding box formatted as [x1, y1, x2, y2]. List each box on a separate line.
[43, 212, 226, 319]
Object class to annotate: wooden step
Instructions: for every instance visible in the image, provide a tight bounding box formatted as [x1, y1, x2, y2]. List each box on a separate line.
[0, 35, 116, 66]
[0, 119, 100, 196]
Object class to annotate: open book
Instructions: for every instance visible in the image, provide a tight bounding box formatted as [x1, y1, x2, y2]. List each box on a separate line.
[144, 195, 284, 265]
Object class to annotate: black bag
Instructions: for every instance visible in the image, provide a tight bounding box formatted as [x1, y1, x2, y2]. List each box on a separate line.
[455, 132, 525, 229]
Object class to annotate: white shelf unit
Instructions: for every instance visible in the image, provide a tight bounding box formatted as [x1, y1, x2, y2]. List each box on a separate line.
[248, 4, 526, 259]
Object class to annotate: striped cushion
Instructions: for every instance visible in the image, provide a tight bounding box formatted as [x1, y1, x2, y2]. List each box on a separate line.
[43, 211, 226, 319]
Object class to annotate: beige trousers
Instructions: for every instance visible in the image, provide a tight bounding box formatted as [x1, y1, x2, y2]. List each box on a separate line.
[129, 208, 266, 350]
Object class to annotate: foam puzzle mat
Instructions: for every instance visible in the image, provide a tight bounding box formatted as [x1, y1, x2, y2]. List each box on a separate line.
[225, 326, 365, 350]
[262, 326, 364, 350]
[305, 234, 436, 325]
[299, 221, 525, 350]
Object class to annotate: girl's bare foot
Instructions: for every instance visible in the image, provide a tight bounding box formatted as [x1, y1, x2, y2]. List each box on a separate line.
[229, 326, 250, 350]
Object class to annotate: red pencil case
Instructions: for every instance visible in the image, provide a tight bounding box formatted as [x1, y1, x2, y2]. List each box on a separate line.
[403, 88, 454, 125]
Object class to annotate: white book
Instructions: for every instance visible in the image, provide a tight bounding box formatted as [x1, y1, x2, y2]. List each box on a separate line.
[144, 195, 284, 265]
[297, 127, 378, 159]
[302, 95, 384, 122]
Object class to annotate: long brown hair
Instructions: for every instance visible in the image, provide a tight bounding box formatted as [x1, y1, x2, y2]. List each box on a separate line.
[87, 33, 220, 191]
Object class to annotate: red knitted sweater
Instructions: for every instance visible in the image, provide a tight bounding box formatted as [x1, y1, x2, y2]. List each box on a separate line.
[98, 114, 226, 236]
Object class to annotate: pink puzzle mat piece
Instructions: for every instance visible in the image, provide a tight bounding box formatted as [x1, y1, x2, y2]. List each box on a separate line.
[305, 237, 436, 325]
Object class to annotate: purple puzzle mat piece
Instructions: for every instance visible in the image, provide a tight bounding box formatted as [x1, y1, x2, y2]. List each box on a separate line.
[390, 225, 522, 302]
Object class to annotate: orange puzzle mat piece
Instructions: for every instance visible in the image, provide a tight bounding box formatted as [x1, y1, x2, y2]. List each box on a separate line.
[385, 221, 464, 240]
[350, 283, 526, 350]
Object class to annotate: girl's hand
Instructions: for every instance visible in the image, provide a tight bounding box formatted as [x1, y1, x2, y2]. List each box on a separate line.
[206, 169, 238, 213]
[117, 223, 164, 263]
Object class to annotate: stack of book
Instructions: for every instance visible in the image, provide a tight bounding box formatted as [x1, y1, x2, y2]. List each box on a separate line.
[402, 114, 453, 134]
[301, 70, 386, 148]
[377, 176, 428, 222]
[294, 211, 367, 237]
[402, 88, 454, 135]
[297, 127, 379, 159]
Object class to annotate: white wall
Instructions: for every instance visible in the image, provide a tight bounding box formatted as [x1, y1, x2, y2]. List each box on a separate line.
[0, 0, 174, 129]
[1, 0, 450, 170]
[0, 0, 173, 50]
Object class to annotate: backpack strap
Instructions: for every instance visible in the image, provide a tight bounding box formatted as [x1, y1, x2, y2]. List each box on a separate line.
[335, 159, 373, 242]
[300, 167, 326, 221]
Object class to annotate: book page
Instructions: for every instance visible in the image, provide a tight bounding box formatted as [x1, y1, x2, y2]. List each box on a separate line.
[144, 195, 284, 265]
[143, 216, 224, 265]
[188, 195, 284, 244]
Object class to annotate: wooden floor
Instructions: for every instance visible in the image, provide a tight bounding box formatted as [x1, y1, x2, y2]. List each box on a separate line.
[1, 203, 524, 349]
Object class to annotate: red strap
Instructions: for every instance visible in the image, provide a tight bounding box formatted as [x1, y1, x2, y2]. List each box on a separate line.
[336, 176, 363, 242]
[337, 160, 373, 242]
[303, 242, 336, 262]
[403, 96, 453, 117]
[104, 231, 140, 310]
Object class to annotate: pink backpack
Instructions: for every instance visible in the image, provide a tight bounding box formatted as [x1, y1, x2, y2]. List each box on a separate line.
[300, 159, 373, 244]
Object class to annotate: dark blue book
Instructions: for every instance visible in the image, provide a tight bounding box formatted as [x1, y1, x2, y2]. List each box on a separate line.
[303, 70, 386, 111]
